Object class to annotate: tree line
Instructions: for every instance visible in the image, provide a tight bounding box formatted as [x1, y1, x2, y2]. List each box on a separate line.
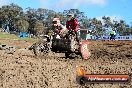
[0, 3, 132, 36]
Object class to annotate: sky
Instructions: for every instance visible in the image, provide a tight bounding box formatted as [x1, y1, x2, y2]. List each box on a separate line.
[0, 0, 132, 25]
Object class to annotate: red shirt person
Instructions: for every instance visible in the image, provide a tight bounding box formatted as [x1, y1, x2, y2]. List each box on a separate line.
[66, 14, 80, 41]
[66, 14, 79, 33]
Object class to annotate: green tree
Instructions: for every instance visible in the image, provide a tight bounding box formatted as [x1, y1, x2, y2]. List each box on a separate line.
[25, 7, 37, 34]
[16, 19, 29, 32]
[102, 16, 113, 28]
[89, 18, 104, 36]
[36, 8, 48, 21]
[118, 20, 126, 35]
[0, 17, 2, 28]
[34, 21, 45, 36]
[0, 3, 23, 31]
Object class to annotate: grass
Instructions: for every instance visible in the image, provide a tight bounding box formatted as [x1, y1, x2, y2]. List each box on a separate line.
[0, 31, 39, 49]
[0, 42, 7, 45]
[0, 32, 37, 42]
[0, 32, 18, 39]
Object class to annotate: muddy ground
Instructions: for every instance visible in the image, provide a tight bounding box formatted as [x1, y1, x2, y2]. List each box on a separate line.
[0, 40, 132, 88]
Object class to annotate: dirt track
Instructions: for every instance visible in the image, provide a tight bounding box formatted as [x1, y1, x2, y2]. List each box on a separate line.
[0, 40, 132, 88]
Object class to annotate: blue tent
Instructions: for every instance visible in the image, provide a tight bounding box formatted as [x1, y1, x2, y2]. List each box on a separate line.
[19, 32, 27, 38]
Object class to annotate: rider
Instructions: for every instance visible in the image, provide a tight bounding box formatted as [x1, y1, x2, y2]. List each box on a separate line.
[52, 18, 67, 38]
[66, 13, 80, 42]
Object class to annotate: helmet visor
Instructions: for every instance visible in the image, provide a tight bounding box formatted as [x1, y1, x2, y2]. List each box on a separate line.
[53, 21, 57, 24]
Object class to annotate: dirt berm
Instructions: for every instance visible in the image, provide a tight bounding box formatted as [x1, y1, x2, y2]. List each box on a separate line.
[0, 40, 132, 88]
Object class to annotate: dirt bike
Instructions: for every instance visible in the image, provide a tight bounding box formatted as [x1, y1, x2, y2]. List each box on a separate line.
[29, 34, 53, 56]
[30, 29, 91, 59]
[30, 31, 63, 56]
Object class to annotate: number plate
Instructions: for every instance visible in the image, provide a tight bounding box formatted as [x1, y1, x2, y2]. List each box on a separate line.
[80, 40, 91, 59]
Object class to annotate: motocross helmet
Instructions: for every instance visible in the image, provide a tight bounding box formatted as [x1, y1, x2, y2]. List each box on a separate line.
[67, 13, 74, 17]
[53, 18, 60, 26]
[67, 13, 74, 21]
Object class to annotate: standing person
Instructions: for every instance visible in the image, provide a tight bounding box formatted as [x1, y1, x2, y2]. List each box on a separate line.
[110, 29, 116, 40]
[66, 13, 80, 42]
